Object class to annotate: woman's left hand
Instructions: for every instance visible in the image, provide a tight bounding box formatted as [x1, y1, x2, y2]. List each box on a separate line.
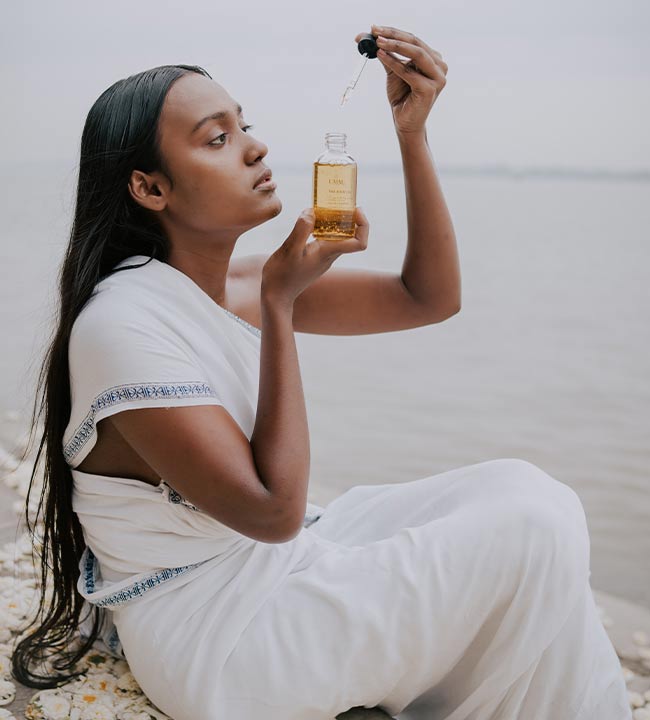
[354, 24, 448, 136]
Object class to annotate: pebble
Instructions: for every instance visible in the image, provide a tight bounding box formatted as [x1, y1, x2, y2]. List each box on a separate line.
[634, 630, 650, 646]
[633, 709, 650, 720]
[0, 679, 15, 706]
[645, 690, 650, 702]
[622, 667, 636, 683]
[629, 691, 646, 708]
[638, 647, 650, 660]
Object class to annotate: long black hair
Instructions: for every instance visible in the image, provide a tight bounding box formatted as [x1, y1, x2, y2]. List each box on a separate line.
[10, 63, 212, 688]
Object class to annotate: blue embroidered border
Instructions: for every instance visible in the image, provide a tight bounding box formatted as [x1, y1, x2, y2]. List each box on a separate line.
[79, 505, 324, 609]
[64, 381, 219, 464]
[106, 621, 122, 654]
[82, 546, 210, 608]
[162, 480, 200, 512]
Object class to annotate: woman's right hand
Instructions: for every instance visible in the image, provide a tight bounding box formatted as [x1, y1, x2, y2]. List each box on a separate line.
[261, 207, 369, 308]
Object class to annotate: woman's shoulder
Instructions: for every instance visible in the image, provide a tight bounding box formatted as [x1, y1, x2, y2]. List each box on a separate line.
[72, 285, 143, 337]
[73, 256, 163, 327]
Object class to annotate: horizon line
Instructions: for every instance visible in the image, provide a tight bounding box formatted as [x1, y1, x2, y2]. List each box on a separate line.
[2, 159, 649, 183]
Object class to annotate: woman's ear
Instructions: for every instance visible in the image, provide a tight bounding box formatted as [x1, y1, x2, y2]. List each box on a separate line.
[127, 170, 168, 211]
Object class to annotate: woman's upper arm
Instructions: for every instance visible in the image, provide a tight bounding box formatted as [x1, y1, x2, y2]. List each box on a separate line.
[107, 404, 299, 543]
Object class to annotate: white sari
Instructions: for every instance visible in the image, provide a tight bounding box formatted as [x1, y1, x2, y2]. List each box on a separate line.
[64, 255, 631, 719]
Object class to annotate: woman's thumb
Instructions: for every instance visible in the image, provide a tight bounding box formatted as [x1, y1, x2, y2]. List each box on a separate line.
[299, 208, 315, 226]
[287, 208, 315, 246]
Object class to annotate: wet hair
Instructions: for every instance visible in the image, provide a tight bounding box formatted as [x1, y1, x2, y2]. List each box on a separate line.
[11, 63, 212, 688]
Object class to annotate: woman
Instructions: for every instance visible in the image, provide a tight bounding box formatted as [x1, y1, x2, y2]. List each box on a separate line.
[11, 23, 631, 720]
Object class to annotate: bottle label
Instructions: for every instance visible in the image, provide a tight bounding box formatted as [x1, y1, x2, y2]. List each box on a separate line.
[314, 163, 357, 210]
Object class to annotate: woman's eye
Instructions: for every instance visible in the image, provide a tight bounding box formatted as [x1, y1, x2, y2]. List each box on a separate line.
[208, 125, 255, 146]
[208, 133, 227, 146]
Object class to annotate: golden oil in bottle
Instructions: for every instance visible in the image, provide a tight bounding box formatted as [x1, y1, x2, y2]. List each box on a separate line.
[312, 132, 357, 240]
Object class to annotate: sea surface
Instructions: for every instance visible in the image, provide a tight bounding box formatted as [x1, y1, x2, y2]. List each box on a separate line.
[1, 161, 648, 609]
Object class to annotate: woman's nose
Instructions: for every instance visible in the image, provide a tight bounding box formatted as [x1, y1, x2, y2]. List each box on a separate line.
[247, 135, 268, 162]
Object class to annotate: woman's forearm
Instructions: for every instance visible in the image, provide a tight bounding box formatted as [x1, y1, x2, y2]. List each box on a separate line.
[250, 293, 310, 537]
[398, 128, 462, 315]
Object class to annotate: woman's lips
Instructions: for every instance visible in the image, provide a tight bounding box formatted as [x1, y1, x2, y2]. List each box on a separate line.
[254, 177, 277, 191]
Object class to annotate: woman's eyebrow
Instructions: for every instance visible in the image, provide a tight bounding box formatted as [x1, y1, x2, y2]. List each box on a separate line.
[191, 103, 243, 135]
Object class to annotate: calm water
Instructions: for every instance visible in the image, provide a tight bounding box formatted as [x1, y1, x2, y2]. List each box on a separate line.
[1, 162, 648, 609]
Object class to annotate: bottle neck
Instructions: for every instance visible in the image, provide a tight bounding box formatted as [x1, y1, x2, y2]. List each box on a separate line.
[325, 132, 347, 152]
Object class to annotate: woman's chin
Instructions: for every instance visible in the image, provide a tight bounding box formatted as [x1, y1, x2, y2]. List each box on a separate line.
[247, 197, 282, 227]
[266, 195, 283, 216]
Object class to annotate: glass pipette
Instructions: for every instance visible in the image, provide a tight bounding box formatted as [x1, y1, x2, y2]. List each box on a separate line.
[340, 33, 378, 107]
[340, 55, 369, 107]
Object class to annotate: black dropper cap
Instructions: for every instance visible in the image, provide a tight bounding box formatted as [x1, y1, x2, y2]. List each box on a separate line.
[357, 33, 378, 59]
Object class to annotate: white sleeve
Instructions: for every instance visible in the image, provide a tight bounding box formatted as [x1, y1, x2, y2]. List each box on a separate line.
[63, 307, 223, 468]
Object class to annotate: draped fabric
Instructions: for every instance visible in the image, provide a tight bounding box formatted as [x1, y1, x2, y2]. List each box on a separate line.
[64, 256, 630, 719]
[64, 254, 261, 470]
[64, 254, 326, 662]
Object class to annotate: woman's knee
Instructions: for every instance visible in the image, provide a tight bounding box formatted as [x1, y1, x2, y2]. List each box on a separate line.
[486, 459, 591, 582]
[486, 459, 587, 523]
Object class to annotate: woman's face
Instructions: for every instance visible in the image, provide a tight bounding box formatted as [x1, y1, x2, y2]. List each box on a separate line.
[152, 72, 282, 236]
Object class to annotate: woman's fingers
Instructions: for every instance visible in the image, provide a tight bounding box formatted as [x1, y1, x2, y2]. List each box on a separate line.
[376, 50, 436, 92]
[375, 37, 442, 83]
[317, 207, 369, 255]
[378, 49, 447, 92]
[353, 26, 448, 79]
[371, 25, 447, 69]
[353, 206, 369, 246]
[311, 208, 368, 255]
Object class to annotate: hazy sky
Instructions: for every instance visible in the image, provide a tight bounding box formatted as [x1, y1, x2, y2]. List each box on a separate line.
[2, 0, 649, 171]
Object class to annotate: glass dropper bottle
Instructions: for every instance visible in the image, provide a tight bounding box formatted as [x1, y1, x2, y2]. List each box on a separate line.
[312, 132, 357, 241]
[310, 33, 376, 240]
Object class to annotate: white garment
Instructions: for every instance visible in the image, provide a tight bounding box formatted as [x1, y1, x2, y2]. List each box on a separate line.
[65, 255, 631, 719]
[65, 254, 325, 660]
